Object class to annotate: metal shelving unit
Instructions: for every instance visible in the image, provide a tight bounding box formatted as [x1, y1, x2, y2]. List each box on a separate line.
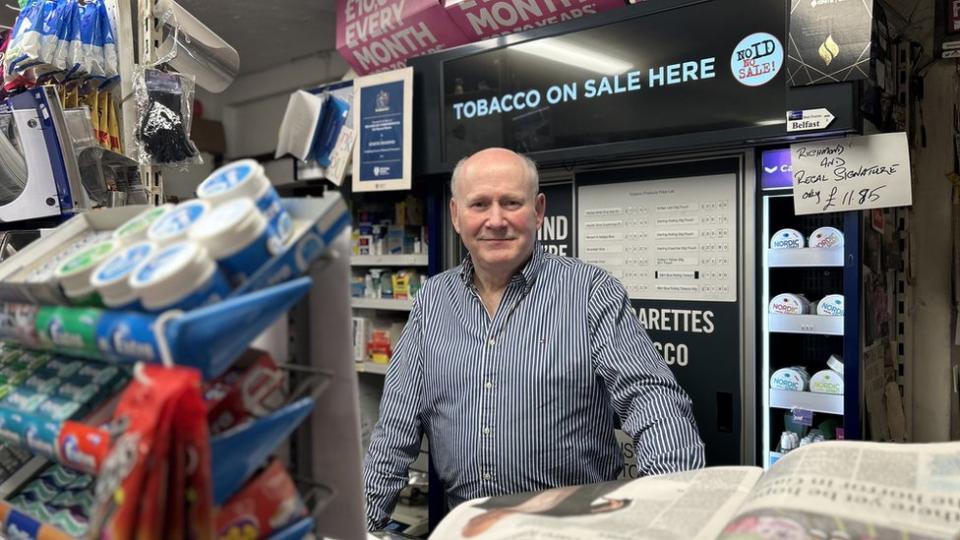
[355, 361, 389, 375]
[351, 254, 428, 267]
[768, 314, 845, 336]
[352, 298, 414, 311]
[769, 389, 844, 415]
[767, 247, 844, 267]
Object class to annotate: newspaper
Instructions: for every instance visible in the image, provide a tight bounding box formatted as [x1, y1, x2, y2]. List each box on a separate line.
[428, 441, 960, 540]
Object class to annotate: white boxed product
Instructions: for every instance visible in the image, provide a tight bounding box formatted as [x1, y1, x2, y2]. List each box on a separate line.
[810, 369, 844, 394]
[808, 226, 844, 248]
[816, 294, 844, 316]
[769, 293, 811, 315]
[770, 228, 805, 249]
[352, 316, 371, 362]
[770, 367, 810, 391]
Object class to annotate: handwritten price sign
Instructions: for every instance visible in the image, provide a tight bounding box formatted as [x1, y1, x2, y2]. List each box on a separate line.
[790, 133, 913, 215]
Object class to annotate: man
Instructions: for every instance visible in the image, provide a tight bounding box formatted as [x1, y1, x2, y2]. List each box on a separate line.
[363, 147, 705, 530]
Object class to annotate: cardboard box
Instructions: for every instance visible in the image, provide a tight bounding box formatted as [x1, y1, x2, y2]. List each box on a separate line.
[352, 316, 370, 362]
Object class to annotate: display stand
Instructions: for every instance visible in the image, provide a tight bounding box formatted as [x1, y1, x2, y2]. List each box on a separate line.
[0, 193, 362, 537]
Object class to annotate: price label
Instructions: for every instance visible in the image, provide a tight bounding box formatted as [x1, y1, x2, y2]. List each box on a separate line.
[791, 407, 814, 427]
[790, 133, 912, 215]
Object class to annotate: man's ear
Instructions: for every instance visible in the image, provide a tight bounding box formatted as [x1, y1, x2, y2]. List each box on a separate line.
[450, 197, 461, 235]
[535, 193, 546, 229]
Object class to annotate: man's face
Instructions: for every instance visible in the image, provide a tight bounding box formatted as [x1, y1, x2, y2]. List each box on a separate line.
[450, 150, 545, 280]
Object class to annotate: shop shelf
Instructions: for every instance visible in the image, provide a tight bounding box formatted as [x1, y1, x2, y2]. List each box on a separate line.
[352, 297, 414, 311]
[351, 254, 428, 266]
[768, 313, 843, 335]
[768, 247, 844, 267]
[356, 361, 389, 375]
[769, 389, 844, 415]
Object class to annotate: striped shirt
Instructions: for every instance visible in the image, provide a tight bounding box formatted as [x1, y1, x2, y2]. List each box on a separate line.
[363, 244, 705, 529]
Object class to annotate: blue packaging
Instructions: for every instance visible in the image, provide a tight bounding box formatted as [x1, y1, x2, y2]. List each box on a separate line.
[189, 197, 279, 286]
[37, 395, 83, 422]
[313, 95, 349, 167]
[3, 387, 46, 413]
[4, 508, 43, 540]
[147, 199, 211, 247]
[197, 159, 293, 244]
[90, 241, 156, 311]
[95, 311, 160, 363]
[22, 413, 60, 459]
[0, 409, 27, 445]
[130, 242, 232, 312]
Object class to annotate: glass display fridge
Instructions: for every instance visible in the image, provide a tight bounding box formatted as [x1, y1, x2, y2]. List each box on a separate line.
[757, 147, 861, 467]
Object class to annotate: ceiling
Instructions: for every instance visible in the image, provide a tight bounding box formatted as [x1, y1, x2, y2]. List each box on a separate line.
[0, 0, 340, 76]
[176, 0, 339, 75]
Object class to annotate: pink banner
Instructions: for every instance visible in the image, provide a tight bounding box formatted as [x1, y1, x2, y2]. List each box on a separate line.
[337, 0, 470, 75]
[443, 0, 626, 40]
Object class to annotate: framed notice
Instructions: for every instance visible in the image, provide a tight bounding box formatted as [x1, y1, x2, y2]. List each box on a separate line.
[352, 67, 412, 192]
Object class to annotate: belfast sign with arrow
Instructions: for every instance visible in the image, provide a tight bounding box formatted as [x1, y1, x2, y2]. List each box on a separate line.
[786, 108, 835, 132]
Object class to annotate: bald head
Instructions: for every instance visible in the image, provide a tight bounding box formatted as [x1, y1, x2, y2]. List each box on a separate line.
[450, 148, 539, 200]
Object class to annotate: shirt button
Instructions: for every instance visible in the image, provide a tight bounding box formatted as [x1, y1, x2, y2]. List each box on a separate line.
[483, 472, 492, 481]
[484, 381, 493, 390]
[482, 426, 491, 435]
[487, 338, 496, 346]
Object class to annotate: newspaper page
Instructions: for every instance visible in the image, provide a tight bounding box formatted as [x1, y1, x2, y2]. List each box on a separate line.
[718, 441, 960, 540]
[429, 467, 763, 540]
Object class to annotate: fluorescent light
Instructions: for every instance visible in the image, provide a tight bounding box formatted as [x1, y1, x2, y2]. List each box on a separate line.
[514, 39, 634, 76]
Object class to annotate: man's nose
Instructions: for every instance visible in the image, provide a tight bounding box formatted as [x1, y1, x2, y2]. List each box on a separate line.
[485, 204, 507, 228]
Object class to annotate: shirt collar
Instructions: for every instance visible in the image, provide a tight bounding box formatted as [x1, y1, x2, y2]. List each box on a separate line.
[459, 242, 547, 290]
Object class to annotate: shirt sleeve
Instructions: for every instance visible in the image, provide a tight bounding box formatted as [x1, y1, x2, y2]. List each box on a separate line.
[587, 273, 706, 476]
[362, 297, 426, 530]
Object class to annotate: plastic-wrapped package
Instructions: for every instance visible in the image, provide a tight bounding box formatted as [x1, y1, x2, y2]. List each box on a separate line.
[66, 0, 99, 77]
[98, 0, 118, 79]
[5, 0, 44, 74]
[51, 0, 77, 72]
[36, 0, 70, 70]
[313, 94, 350, 167]
[83, 0, 107, 78]
[134, 67, 201, 167]
[1, 0, 117, 86]
[13, 0, 59, 72]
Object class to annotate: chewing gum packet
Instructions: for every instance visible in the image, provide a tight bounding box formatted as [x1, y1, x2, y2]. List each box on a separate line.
[87, 365, 212, 540]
